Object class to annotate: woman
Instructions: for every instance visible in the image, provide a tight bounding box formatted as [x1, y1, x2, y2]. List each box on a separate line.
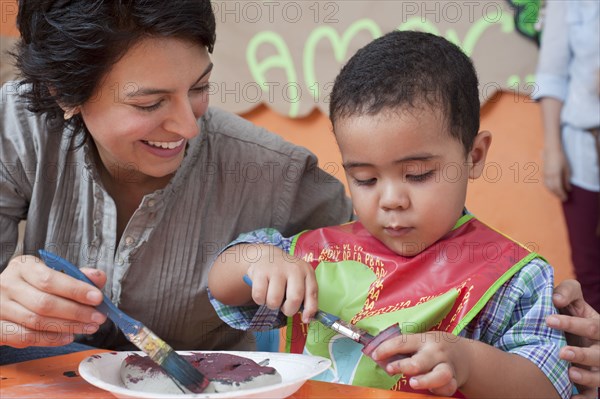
[0, 0, 352, 360]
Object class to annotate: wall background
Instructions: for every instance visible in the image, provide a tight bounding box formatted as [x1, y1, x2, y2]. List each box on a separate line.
[0, 0, 574, 282]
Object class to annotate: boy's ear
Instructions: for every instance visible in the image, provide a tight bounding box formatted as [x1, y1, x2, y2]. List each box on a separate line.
[468, 130, 492, 179]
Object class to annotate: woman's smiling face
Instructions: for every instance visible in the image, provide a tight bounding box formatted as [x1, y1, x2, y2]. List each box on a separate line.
[78, 37, 213, 182]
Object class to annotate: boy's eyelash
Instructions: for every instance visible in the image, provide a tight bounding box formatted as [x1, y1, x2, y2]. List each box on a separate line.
[353, 171, 434, 186]
[406, 170, 434, 182]
[353, 178, 376, 186]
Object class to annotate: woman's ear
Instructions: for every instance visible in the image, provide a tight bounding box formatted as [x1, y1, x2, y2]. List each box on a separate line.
[49, 86, 80, 119]
[62, 106, 80, 120]
[468, 130, 492, 180]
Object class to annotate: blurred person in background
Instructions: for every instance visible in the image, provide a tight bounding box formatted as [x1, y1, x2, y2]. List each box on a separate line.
[534, 0, 600, 314]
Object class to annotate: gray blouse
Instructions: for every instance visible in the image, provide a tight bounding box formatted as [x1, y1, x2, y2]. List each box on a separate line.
[0, 83, 353, 350]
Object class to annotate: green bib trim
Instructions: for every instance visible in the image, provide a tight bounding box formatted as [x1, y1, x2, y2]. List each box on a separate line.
[452, 213, 474, 230]
[452, 251, 541, 334]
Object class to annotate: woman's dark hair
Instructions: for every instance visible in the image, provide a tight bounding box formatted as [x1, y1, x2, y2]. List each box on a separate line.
[329, 30, 480, 153]
[13, 0, 216, 144]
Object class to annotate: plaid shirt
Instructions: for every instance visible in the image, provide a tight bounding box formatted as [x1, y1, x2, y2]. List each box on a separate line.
[208, 228, 572, 398]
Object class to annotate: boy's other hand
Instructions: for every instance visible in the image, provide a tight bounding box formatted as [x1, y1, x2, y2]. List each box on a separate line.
[370, 329, 560, 398]
[371, 331, 464, 396]
[547, 279, 600, 397]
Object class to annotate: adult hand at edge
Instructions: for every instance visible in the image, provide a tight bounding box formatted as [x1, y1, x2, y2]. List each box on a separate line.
[0, 256, 107, 348]
[548, 279, 599, 398]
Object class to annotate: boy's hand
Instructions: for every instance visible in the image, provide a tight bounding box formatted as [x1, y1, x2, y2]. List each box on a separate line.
[371, 331, 466, 396]
[372, 328, 561, 398]
[246, 245, 317, 323]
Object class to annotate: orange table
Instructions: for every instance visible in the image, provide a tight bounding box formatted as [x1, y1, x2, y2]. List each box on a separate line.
[0, 350, 437, 398]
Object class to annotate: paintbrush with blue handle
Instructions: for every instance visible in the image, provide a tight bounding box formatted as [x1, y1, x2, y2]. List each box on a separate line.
[39, 249, 210, 394]
[295, 292, 410, 369]
[242, 274, 374, 344]
[242, 273, 408, 373]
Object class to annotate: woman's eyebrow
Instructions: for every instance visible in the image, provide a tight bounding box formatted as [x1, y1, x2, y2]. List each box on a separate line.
[125, 62, 214, 98]
[193, 62, 214, 85]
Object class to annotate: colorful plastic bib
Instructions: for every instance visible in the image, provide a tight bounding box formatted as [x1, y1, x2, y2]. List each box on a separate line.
[286, 214, 540, 392]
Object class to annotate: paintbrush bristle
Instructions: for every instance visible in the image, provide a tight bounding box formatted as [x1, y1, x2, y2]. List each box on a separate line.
[358, 332, 375, 345]
[162, 350, 211, 393]
[130, 327, 210, 393]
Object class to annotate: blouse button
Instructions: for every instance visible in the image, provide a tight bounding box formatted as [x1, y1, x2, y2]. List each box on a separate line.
[124, 236, 135, 246]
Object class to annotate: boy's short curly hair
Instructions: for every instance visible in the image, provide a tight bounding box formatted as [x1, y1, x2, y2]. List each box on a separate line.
[329, 30, 480, 153]
[13, 0, 216, 144]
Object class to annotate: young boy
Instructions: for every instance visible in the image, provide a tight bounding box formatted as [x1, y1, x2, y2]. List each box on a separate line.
[208, 31, 571, 398]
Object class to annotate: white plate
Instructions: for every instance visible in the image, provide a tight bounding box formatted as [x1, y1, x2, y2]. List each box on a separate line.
[78, 351, 331, 399]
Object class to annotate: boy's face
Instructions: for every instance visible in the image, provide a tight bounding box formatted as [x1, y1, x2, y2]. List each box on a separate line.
[336, 107, 490, 257]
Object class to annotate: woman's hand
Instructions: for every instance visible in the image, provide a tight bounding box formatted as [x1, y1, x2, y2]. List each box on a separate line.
[0, 255, 107, 348]
[548, 279, 600, 398]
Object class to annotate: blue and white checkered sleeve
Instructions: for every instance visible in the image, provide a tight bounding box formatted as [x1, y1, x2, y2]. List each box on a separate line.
[462, 258, 572, 399]
[207, 228, 293, 331]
